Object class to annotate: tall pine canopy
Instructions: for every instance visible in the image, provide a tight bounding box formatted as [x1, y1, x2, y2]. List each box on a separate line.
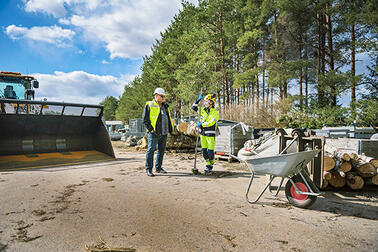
[113, 0, 377, 128]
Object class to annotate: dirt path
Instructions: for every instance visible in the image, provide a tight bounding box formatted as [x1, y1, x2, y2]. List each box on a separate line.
[0, 145, 377, 251]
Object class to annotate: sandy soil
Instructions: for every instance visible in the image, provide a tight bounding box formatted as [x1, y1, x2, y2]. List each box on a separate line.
[0, 143, 377, 252]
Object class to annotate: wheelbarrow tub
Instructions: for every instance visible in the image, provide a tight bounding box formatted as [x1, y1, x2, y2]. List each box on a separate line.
[245, 150, 320, 177]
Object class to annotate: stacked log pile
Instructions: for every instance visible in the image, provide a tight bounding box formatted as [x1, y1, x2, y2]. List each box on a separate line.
[135, 121, 198, 151]
[322, 147, 378, 190]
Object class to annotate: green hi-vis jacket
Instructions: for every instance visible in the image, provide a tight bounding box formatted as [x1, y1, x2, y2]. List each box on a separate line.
[143, 99, 174, 134]
[199, 107, 219, 137]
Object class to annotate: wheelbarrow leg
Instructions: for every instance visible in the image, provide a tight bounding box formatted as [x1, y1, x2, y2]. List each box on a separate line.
[246, 172, 276, 204]
[298, 169, 321, 194]
[268, 175, 284, 196]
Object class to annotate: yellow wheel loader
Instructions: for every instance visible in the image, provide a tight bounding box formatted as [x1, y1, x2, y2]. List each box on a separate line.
[0, 71, 115, 171]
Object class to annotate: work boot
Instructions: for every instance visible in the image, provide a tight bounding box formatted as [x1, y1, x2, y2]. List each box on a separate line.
[203, 165, 213, 175]
[203, 169, 213, 175]
[146, 170, 155, 177]
[156, 168, 167, 174]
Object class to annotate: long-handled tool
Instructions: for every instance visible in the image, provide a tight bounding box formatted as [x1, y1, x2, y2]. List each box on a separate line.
[192, 131, 201, 175]
[192, 90, 203, 175]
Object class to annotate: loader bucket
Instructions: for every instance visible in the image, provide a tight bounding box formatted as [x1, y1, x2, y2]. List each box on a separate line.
[0, 99, 115, 171]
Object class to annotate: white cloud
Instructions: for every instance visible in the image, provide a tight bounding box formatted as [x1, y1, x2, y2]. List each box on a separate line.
[24, 0, 105, 18]
[70, 0, 183, 59]
[101, 60, 110, 64]
[33, 71, 129, 104]
[22, 0, 196, 58]
[25, 0, 67, 18]
[58, 18, 71, 25]
[5, 25, 75, 47]
[120, 73, 137, 83]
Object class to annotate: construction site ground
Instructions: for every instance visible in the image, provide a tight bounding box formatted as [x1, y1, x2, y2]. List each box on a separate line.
[0, 142, 377, 251]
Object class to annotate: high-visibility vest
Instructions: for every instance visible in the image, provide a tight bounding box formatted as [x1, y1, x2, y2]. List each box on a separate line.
[200, 107, 219, 136]
[145, 100, 174, 131]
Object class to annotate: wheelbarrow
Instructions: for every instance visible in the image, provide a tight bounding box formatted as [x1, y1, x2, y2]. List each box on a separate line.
[243, 148, 322, 209]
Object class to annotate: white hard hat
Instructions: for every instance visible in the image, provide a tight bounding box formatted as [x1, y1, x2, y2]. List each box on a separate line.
[154, 87, 165, 95]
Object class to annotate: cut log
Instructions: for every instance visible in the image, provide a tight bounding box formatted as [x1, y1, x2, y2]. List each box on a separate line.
[365, 174, 378, 186]
[332, 151, 351, 162]
[321, 179, 329, 189]
[176, 121, 188, 134]
[328, 171, 346, 188]
[369, 159, 378, 168]
[340, 161, 352, 173]
[337, 170, 346, 178]
[323, 171, 332, 181]
[324, 156, 336, 171]
[349, 152, 359, 161]
[358, 155, 378, 168]
[357, 163, 377, 178]
[185, 122, 200, 137]
[374, 173, 378, 185]
[135, 134, 148, 151]
[334, 160, 346, 177]
[346, 172, 364, 190]
[166, 134, 196, 149]
[340, 153, 351, 162]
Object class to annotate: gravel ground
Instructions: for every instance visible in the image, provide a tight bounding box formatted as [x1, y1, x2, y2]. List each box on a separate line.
[0, 143, 377, 251]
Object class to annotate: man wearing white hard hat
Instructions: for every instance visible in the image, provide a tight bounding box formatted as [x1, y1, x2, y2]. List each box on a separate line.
[142, 87, 174, 177]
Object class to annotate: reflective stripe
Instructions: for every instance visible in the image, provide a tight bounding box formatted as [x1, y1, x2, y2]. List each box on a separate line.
[204, 130, 216, 134]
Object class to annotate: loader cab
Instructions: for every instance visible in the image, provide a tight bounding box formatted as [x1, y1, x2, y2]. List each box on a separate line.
[0, 71, 38, 101]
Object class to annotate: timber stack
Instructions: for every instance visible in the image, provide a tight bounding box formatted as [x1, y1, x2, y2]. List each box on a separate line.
[321, 148, 378, 190]
[135, 121, 198, 151]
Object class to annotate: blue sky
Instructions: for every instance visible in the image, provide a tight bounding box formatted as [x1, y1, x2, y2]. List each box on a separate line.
[0, 0, 193, 104]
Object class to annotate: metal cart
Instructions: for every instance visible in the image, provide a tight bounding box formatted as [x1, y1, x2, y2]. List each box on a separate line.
[242, 130, 322, 208]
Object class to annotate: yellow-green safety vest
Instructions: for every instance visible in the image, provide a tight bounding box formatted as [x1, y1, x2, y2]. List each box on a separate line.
[200, 107, 219, 135]
[145, 100, 174, 131]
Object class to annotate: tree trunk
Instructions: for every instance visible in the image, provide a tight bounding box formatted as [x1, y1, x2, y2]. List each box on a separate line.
[266, 87, 270, 111]
[262, 49, 265, 109]
[317, 13, 326, 106]
[256, 74, 260, 112]
[298, 29, 303, 111]
[351, 23, 356, 119]
[304, 38, 309, 109]
[270, 88, 274, 115]
[251, 81, 255, 119]
[325, 5, 336, 106]
[218, 10, 228, 106]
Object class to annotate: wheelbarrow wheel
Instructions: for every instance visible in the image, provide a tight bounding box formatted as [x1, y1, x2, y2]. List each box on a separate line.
[285, 175, 317, 209]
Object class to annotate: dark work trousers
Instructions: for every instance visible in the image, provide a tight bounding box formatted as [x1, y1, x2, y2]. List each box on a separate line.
[145, 132, 168, 172]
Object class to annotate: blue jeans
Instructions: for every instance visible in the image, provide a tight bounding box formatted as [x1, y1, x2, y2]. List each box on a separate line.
[145, 132, 168, 172]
